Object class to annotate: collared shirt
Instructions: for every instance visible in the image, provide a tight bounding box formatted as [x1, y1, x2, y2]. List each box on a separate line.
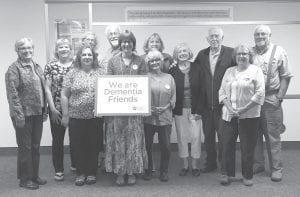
[5, 60, 45, 122]
[62, 68, 103, 119]
[143, 73, 176, 126]
[219, 64, 265, 121]
[209, 48, 221, 76]
[252, 43, 293, 106]
[44, 60, 74, 111]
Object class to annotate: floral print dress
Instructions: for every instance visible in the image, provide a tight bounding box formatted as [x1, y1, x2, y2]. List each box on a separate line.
[105, 53, 148, 175]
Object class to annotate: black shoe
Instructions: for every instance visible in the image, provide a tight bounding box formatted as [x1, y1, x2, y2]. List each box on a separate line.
[143, 170, 152, 181]
[200, 165, 217, 173]
[192, 168, 200, 177]
[179, 168, 189, 176]
[32, 177, 47, 185]
[19, 180, 39, 190]
[159, 172, 169, 182]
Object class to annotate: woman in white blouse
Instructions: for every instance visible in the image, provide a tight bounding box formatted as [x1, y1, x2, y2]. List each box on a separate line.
[218, 44, 265, 186]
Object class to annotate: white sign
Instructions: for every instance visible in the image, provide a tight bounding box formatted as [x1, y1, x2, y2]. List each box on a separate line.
[95, 75, 150, 116]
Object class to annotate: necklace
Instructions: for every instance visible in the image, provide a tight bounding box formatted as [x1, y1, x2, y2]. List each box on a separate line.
[120, 54, 134, 75]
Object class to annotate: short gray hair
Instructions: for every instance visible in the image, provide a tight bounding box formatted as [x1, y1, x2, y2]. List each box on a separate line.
[208, 26, 224, 38]
[254, 25, 272, 35]
[105, 24, 121, 37]
[145, 50, 164, 65]
[15, 37, 34, 52]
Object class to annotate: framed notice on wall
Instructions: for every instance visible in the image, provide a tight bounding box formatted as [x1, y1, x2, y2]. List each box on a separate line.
[95, 75, 150, 116]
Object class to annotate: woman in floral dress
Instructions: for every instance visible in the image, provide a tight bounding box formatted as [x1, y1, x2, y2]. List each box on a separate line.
[105, 30, 148, 186]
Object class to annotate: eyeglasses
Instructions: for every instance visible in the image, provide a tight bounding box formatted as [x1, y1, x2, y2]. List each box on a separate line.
[237, 52, 249, 56]
[19, 46, 33, 51]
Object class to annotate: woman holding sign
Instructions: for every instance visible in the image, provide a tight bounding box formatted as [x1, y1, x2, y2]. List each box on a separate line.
[61, 44, 104, 186]
[143, 50, 176, 182]
[105, 30, 148, 186]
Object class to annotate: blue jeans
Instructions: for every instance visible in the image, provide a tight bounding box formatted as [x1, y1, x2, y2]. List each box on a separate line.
[254, 102, 285, 172]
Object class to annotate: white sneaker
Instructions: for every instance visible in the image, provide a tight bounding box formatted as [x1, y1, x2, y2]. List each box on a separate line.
[271, 170, 282, 182]
[70, 166, 76, 172]
[54, 172, 64, 181]
[243, 178, 253, 186]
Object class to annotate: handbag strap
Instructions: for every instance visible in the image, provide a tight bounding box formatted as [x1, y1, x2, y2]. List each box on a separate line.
[265, 45, 277, 92]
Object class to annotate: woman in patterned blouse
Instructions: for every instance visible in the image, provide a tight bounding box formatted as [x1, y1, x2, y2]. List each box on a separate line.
[44, 38, 75, 181]
[105, 30, 148, 186]
[218, 44, 265, 186]
[61, 44, 104, 186]
[5, 38, 47, 190]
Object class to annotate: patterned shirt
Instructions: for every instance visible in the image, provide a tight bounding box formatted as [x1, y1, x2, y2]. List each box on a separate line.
[219, 64, 265, 121]
[5, 60, 46, 122]
[62, 68, 103, 119]
[252, 43, 293, 106]
[44, 60, 74, 111]
[143, 73, 176, 126]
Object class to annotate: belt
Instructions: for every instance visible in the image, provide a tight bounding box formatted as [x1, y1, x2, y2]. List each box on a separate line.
[265, 89, 279, 96]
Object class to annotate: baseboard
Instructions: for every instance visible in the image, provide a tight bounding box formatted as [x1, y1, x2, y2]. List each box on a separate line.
[1, 141, 299, 156]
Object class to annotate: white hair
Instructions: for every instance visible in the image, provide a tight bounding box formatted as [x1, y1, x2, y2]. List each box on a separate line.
[15, 37, 34, 52]
[105, 24, 121, 37]
[254, 25, 272, 35]
[208, 26, 224, 38]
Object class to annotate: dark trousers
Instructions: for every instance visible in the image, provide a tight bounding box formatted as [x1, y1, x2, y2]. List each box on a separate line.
[12, 115, 43, 181]
[69, 118, 103, 176]
[49, 111, 75, 172]
[144, 124, 171, 173]
[202, 108, 222, 167]
[220, 118, 259, 179]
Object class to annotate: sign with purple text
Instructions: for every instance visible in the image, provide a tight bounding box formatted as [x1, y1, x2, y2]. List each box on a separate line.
[95, 75, 150, 116]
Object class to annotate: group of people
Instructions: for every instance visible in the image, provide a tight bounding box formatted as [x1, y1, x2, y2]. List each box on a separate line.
[5, 24, 292, 190]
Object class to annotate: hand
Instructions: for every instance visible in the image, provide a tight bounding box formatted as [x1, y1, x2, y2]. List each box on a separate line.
[228, 107, 239, 117]
[155, 106, 168, 115]
[15, 118, 25, 128]
[190, 114, 201, 120]
[61, 115, 69, 128]
[236, 107, 247, 115]
[50, 108, 62, 124]
[169, 61, 177, 69]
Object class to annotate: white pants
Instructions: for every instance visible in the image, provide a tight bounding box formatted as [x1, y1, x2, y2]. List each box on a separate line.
[175, 108, 202, 159]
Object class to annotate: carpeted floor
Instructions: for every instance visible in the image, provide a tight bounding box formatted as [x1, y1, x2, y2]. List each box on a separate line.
[0, 149, 300, 197]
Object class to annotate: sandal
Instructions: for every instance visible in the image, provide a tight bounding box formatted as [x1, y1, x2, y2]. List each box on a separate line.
[75, 175, 85, 186]
[86, 175, 96, 185]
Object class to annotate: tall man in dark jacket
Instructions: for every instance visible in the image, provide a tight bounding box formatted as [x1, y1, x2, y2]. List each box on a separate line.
[194, 27, 235, 173]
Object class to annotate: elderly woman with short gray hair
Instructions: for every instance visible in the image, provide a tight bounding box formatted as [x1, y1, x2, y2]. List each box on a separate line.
[5, 37, 47, 190]
[143, 50, 176, 182]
